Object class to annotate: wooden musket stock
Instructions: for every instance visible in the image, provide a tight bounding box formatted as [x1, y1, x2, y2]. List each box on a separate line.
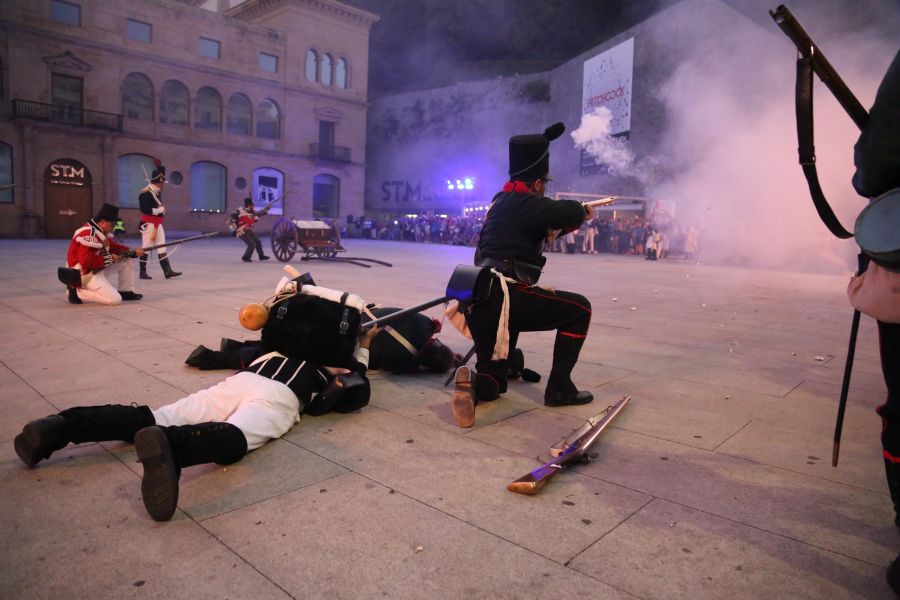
[507, 396, 630, 495]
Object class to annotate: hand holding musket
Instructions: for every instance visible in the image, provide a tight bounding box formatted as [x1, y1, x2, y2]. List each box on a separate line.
[546, 197, 616, 242]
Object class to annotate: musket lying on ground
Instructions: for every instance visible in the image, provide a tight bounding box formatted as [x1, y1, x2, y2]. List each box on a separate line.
[507, 395, 630, 495]
[57, 232, 219, 286]
[546, 197, 618, 242]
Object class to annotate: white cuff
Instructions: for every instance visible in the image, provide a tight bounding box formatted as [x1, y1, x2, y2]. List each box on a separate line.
[354, 347, 370, 368]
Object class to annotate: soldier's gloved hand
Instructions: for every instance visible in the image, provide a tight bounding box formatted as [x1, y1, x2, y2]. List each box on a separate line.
[360, 325, 380, 349]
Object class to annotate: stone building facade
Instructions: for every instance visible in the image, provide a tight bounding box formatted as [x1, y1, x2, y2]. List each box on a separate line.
[0, 0, 378, 238]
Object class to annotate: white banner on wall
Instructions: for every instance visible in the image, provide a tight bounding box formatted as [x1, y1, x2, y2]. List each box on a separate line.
[253, 167, 284, 216]
[582, 37, 634, 136]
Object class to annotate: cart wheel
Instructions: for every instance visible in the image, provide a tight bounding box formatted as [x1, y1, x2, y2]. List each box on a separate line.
[271, 218, 297, 262]
[328, 251, 337, 258]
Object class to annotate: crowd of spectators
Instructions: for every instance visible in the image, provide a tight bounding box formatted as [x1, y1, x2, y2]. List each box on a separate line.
[344, 208, 700, 260]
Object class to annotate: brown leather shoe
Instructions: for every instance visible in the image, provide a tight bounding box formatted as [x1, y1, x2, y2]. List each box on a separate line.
[451, 366, 477, 428]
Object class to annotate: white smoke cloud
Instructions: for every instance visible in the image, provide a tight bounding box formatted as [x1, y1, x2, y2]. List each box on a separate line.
[570, 106, 635, 174]
[637, 0, 897, 273]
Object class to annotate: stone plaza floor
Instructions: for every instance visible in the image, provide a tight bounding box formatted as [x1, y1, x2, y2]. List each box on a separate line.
[0, 236, 894, 599]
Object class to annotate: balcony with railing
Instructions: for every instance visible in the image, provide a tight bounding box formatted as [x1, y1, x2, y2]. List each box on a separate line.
[12, 99, 123, 132]
[309, 143, 351, 163]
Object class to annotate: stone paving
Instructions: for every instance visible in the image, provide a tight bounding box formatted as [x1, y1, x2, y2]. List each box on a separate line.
[0, 237, 894, 599]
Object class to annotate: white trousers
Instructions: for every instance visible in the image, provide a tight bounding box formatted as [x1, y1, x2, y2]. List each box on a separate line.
[140, 223, 166, 256]
[152, 371, 300, 451]
[77, 259, 136, 306]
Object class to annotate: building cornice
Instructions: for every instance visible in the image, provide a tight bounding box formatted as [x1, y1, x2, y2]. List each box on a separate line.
[7, 22, 370, 110]
[226, 0, 379, 29]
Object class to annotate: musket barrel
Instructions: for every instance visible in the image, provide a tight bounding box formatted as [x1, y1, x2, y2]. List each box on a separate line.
[769, 5, 867, 129]
[361, 296, 450, 330]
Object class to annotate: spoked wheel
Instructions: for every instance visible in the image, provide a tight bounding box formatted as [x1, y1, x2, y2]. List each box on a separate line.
[271, 218, 298, 262]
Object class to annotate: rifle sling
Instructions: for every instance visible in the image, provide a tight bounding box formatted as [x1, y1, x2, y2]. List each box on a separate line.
[795, 56, 854, 239]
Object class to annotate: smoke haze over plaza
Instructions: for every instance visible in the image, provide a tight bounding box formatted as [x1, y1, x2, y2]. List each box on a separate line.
[351, 0, 900, 273]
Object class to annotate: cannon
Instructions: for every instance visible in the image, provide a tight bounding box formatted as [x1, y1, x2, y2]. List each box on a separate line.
[270, 217, 391, 268]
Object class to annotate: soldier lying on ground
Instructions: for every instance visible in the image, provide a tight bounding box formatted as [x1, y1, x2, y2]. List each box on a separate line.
[14, 277, 376, 522]
[185, 304, 542, 383]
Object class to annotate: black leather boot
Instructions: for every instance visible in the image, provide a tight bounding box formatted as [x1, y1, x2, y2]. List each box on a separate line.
[184, 345, 242, 370]
[135, 422, 247, 522]
[14, 404, 155, 467]
[67, 287, 83, 304]
[159, 253, 181, 278]
[139, 256, 151, 279]
[544, 332, 592, 406]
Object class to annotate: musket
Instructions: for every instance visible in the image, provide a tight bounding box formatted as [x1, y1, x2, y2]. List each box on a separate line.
[769, 5, 871, 467]
[547, 197, 618, 242]
[254, 192, 286, 216]
[234, 193, 287, 235]
[121, 231, 219, 258]
[769, 5, 867, 129]
[56, 231, 220, 287]
[507, 395, 630, 495]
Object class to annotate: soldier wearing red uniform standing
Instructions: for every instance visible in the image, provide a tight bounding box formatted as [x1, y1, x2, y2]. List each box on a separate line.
[66, 203, 144, 305]
[138, 160, 181, 279]
[236, 196, 271, 262]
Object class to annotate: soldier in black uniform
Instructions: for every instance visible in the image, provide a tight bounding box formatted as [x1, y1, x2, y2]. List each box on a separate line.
[450, 122, 594, 428]
[185, 304, 459, 374]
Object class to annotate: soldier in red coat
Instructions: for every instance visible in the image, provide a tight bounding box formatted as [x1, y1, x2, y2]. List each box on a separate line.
[235, 196, 271, 262]
[66, 203, 144, 305]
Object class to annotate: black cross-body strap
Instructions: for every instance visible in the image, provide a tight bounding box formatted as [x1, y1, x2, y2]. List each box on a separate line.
[795, 56, 853, 239]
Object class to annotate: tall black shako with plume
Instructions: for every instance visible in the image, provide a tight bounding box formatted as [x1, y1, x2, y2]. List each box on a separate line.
[508, 122, 565, 182]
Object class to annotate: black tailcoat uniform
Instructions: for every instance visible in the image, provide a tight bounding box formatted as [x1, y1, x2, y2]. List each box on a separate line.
[466, 189, 592, 399]
[852, 51, 900, 525]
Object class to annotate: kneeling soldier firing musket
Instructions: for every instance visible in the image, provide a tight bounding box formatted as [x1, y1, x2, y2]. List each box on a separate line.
[64, 203, 145, 306]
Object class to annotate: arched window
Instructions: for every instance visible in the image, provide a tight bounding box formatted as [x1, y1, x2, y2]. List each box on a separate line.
[194, 86, 222, 131]
[117, 154, 157, 208]
[159, 80, 189, 126]
[313, 173, 339, 218]
[227, 93, 252, 135]
[306, 49, 318, 82]
[190, 161, 226, 212]
[255, 99, 279, 139]
[335, 57, 348, 89]
[122, 72, 153, 120]
[0, 142, 13, 204]
[321, 53, 333, 86]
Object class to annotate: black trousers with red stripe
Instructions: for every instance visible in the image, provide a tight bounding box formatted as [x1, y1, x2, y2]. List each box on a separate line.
[876, 320, 900, 526]
[464, 277, 591, 401]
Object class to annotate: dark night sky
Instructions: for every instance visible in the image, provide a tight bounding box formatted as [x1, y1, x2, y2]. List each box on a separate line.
[342, 0, 678, 96]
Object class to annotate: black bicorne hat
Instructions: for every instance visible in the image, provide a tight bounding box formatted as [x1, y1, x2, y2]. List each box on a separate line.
[94, 203, 119, 223]
[151, 159, 166, 184]
[243, 196, 254, 206]
[508, 122, 566, 182]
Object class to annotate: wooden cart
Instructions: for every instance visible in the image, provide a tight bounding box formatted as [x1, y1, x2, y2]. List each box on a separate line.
[270, 218, 391, 268]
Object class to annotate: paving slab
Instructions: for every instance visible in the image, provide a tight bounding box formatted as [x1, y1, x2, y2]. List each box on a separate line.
[204, 471, 635, 600]
[0, 445, 291, 600]
[569, 498, 892, 600]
